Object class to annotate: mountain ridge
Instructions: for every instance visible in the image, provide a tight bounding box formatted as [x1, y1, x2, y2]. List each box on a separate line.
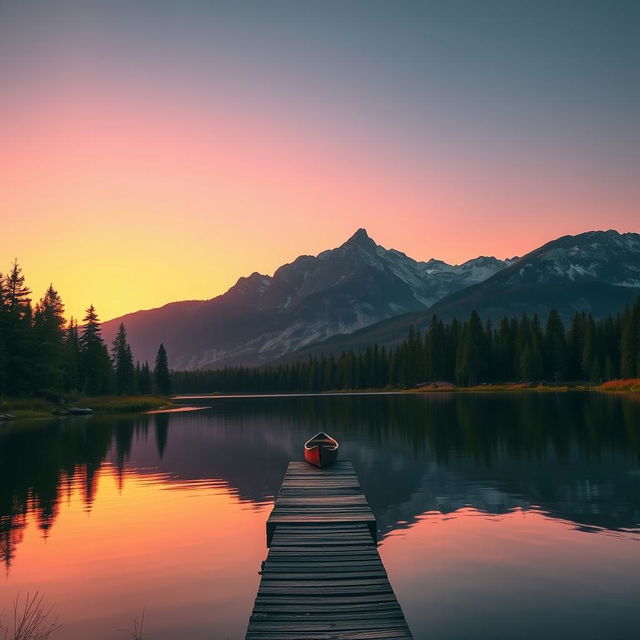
[291, 229, 640, 360]
[102, 228, 513, 368]
[103, 228, 639, 370]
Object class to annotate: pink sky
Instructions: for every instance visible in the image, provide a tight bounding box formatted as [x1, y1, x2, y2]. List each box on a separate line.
[1, 2, 637, 321]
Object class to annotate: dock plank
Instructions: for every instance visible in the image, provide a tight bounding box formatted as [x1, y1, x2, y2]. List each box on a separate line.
[245, 461, 412, 639]
[266, 462, 377, 546]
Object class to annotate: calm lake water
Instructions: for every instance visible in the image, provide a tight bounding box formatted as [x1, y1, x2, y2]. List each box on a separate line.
[1, 392, 639, 640]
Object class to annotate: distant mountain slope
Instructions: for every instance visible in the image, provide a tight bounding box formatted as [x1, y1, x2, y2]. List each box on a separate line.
[292, 230, 640, 358]
[427, 229, 640, 320]
[102, 229, 511, 369]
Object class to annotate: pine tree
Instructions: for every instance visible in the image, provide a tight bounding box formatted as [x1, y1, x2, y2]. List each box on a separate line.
[529, 316, 544, 381]
[62, 319, 81, 391]
[111, 323, 135, 395]
[154, 343, 171, 395]
[454, 312, 488, 385]
[133, 362, 142, 394]
[430, 316, 448, 381]
[582, 315, 597, 381]
[515, 315, 531, 380]
[566, 312, 586, 379]
[468, 311, 489, 384]
[446, 319, 461, 382]
[100, 343, 115, 394]
[0, 273, 6, 394]
[2, 261, 33, 395]
[635, 299, 640, 377]
[404, 326, 423, 386]
[604, 355, 615, 381]
[455, 323, 470, 385]
[519, 346, 533, 381]
[33, 285, 66, 391]
[80, 305, 110, 395]
[544, 309, 567, 382]
[494, 317, 514, 381]
[620, 301, 639, 378]
[600, 314, 620, 380]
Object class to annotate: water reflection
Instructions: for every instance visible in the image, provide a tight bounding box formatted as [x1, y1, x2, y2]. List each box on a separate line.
[1, 392, 639, 571]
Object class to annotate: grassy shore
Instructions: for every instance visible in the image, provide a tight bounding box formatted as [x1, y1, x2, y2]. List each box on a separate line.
[599, 378, 640, 393]
[189, 382, 640, 396]
[411, 382, 575, 393]
[410, 379, 640, 394]
[0, 395, 173, 420]
[6, 381, 637, 420]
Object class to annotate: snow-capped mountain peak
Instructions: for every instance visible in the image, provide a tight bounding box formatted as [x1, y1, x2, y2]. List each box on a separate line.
[102, 228, 513, 369]
[506, 230, 640, 288]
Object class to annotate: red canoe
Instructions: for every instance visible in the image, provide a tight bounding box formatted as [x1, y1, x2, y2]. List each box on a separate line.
[304, 432, 339, 468]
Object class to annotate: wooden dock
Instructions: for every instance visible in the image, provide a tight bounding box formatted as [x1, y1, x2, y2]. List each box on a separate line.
[245, 461, 413, 639]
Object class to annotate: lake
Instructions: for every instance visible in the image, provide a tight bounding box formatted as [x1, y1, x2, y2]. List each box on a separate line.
[1, 392, 639, 640]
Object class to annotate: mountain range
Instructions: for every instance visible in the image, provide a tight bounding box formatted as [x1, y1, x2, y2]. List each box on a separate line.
[103, 229, 640, 370]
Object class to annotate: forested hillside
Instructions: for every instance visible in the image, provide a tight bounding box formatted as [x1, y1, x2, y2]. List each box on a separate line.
[173, 298, 640, 393]
[0, 261, 169, 397]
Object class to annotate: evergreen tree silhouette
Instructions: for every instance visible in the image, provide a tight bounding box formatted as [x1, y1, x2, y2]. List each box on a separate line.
[62, 319, 81, 391]
[544, 309, 567, 382]
[80, 305, 110, 395]
[111, 323, 135, 395]
[33, 285, 66, 392]
[154, 343, 171, 395]
[2, 260, 33, 395]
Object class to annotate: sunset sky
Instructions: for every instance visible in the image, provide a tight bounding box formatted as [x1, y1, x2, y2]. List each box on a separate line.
[1, 0, 638, 321]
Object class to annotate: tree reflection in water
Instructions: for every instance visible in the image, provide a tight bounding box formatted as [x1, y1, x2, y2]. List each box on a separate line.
[1, 392, 639, 570]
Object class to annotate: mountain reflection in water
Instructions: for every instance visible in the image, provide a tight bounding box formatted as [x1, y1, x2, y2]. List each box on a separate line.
[0, 392, 639, 639]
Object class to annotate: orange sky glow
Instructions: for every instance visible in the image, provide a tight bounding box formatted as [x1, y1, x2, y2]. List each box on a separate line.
[4, 90, 636, 321]
[1, 2, 637, 321]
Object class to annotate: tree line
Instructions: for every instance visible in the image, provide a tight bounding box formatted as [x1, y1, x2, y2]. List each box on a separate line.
[0, 261, 171, 397]
[172, 296, 640, 393]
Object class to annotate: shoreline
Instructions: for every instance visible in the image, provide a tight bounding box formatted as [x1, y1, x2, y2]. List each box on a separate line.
[3, 379, 639, 420]
[173, 380, 640, 399]
[0, 395, 174, 420]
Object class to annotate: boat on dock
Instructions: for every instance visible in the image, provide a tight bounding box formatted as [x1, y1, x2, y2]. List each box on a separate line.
[304, 431, 339, 467]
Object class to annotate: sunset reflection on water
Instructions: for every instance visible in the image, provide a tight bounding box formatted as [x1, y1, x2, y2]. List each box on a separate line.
[4, 461, 269, 639]
[1, 393, 639, 639]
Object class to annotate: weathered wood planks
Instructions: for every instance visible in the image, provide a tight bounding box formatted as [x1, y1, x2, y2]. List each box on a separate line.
[266, 462, 377, 546]
[245, 461, 413, 639]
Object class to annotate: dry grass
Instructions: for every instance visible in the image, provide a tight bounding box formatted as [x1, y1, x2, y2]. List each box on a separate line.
[600, 378, 640, 392]
[465, 382, 535, 391]
[1, 595, 151, 640]
[0, 398, 55, 419]
[413, 382, 544, 393]
[0, 395, 172, 420]
[81, 396, 171, 413]
[0, 398, 53, 412]
[413, 382, 457, 392]
[120, 609, 145, 640]
[0, 592, 60, 640]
